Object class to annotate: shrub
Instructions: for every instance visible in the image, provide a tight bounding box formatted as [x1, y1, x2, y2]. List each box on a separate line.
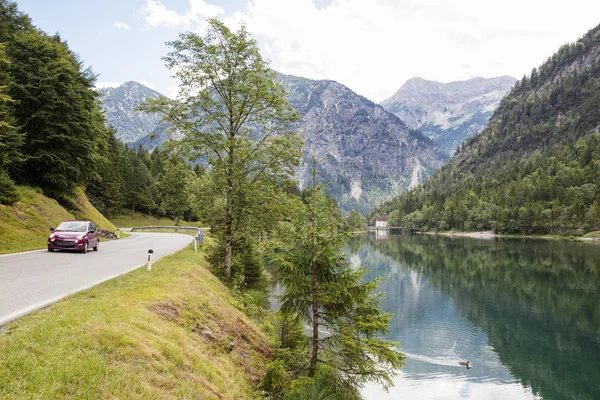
[0, 170, 19, 205]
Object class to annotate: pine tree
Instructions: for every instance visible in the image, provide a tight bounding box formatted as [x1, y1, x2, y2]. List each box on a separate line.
[6, 28, 109, 198]
[0, 42, 20, 204]
[158, 157, 194, 225]
[272, 159, 404, 391]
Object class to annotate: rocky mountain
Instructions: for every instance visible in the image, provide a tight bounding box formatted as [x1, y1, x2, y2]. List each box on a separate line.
[97, 81, 171, 146]
[370, 23, 600, 234]
[99, 77, 448, 214]
[381, 76, 516, 155]
[279, 73, 447, 214]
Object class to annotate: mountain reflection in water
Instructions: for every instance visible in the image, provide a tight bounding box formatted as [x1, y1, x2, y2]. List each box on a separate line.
[346, 234, 600, 400]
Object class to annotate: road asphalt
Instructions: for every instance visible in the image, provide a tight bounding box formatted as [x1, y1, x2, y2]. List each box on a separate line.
[0, 232, 192, 326]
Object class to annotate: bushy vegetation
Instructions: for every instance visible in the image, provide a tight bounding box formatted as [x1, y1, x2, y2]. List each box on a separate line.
[370, 24, 600, 235]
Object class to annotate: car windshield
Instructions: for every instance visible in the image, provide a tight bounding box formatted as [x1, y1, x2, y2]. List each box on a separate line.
[55, 222, 88, 232]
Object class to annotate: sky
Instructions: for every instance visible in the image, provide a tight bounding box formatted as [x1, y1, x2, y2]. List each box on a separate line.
[15, 0, 600, 102]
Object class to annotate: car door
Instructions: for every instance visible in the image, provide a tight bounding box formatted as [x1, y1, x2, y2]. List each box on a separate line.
[89, 222, 98, 245]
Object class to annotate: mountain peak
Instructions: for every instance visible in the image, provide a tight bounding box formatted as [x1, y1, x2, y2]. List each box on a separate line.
[381, 76, 516, 155]
[98, 81, 167, 144]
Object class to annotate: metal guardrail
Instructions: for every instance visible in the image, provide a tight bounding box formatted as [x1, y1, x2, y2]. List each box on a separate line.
[129, 226, 205, 245]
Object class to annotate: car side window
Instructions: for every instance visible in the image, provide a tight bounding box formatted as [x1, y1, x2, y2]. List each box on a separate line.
[89, 223, 96, 232]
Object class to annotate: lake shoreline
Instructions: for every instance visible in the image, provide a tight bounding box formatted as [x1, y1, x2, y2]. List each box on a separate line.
[418, 230, 600, 242]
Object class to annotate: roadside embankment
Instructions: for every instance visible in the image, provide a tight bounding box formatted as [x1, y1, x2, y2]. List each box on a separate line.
[0, 186, 119, 255]
[0, 245, 270, 399]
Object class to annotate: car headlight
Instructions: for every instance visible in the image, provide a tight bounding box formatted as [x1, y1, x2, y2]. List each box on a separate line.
[76, 234, 85, 241]
[49, 233, 55, 239]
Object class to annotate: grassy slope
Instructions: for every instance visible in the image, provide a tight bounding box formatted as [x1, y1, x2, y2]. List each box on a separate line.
[0, 245, 269, 400]
[72, 187, 118, 231]
[0, 186, 118, 254]
[0, 187, 74, 254]
[111, 211, 199, 228]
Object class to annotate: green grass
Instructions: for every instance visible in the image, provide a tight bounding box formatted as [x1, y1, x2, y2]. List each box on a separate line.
[0, 245, 269, 400]
[111, 211, 200, 228]
[0, 187, 73, 254]
[72, 188, 118, 232]
[0, 186, 120, 255]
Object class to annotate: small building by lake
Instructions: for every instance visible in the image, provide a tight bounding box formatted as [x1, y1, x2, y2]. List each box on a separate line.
[375, 216, 388, 229]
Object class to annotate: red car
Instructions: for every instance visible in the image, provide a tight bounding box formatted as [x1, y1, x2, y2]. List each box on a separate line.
[48, 220, 100, 253]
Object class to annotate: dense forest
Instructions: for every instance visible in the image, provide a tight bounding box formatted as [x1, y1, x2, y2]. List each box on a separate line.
[370, 23, 600, 235]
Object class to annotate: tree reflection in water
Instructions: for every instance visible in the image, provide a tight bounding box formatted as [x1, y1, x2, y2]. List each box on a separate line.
[348, 234, 600, 400]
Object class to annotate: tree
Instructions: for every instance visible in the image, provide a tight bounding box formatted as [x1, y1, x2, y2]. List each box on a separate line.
[0, 42, 20, 204]
[271, 161, 404, 391]
[6, 28, 110, 198]
[141, 18, 302, 280]
[591, 195, 600, 228]
[123, 150, 156, 215]
[85, 128, 126, 216]
[344, 209, 367, 231]
[159, 157, 194, 225]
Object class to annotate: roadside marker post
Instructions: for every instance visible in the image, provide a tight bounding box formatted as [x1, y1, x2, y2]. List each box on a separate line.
[117, 228, 120, 239]
[147, 249, 154, 271]
[194, 238, 197, 252]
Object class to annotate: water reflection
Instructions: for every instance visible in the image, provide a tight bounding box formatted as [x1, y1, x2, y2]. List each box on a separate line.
[348, 234, 600, 400]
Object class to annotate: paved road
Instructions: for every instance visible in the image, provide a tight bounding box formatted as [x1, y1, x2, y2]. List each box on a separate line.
[0, 233, 192, 326]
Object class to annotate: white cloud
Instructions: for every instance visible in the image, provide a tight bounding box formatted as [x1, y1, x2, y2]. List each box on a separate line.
[138, 0, 600, 102]
[140, 0, 224, 31]
[95, 81, 123, 89]
[113, 21, 131, 31]
[233, 0, 600, 101]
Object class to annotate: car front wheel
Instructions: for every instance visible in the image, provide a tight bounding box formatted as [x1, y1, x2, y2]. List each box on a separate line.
[82, 241, 88, 254]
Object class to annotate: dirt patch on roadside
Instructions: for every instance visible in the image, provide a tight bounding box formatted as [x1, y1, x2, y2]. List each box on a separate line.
[148, 302, 181, 322]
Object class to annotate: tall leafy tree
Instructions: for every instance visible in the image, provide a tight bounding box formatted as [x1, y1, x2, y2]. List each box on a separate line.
[141, 18, 303, 280]
[272, 161, 404, 391]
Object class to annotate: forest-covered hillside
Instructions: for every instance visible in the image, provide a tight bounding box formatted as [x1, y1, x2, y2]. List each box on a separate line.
[370, 24, 600, 235]
[0, 1, 203, 223]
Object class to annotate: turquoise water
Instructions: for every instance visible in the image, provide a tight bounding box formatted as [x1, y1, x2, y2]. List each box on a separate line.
[348, 234, 600, 400]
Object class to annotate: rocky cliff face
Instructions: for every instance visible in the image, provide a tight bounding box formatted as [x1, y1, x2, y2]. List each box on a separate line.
[381, 76, 516, 155]
[99, 77, 448, 214]
[98, 81, 171, 145]
[279, 73, 447, 214]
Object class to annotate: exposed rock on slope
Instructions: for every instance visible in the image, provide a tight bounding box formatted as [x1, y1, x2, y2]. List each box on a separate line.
[99, 77, 448, 214]
[381, 76, 516, 155]
[98, 81, 171, 145]
[279, 73, 447, 214]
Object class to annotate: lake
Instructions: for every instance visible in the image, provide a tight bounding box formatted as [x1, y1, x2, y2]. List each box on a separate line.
[347, 233, 600, 400]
